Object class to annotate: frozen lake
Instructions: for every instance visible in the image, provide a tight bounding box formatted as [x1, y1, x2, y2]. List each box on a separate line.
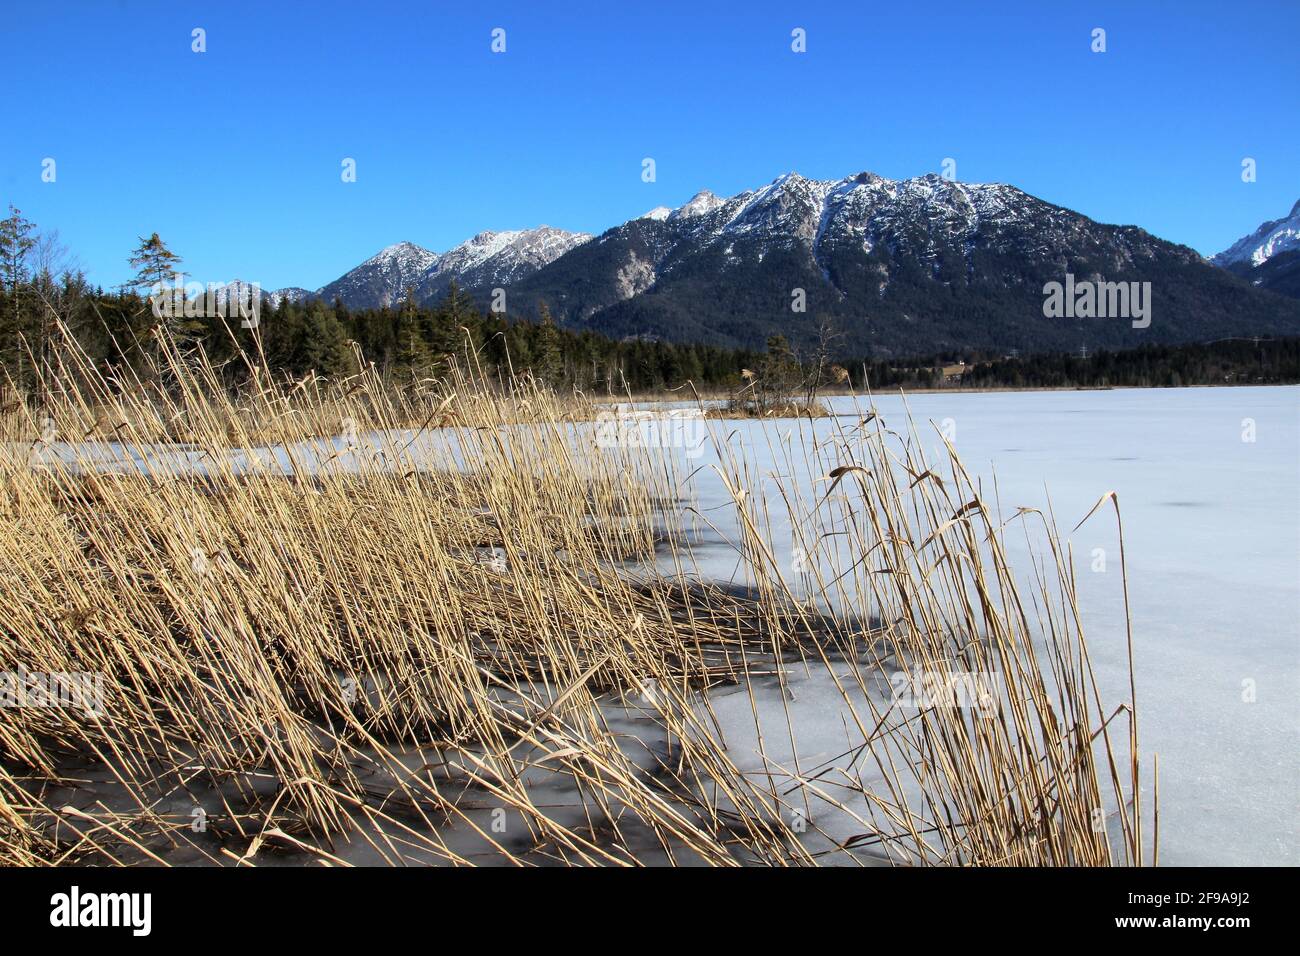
[663, 385, 1298, 866]
[20, 384, 1296, 865]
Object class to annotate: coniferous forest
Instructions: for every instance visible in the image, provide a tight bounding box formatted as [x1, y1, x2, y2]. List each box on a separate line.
[3, 277, 1295, 397]
[1, 211, 1296, 397]
[0, 275, 760, 398]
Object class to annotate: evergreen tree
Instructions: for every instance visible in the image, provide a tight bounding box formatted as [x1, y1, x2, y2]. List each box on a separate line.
[0, 206, 37, 386]
[533, 302, 563, 387]
[126, 232, 194, 355]
[426, 281, 464, 359]
[127, 232, 183, 293]
[300, 302, 353, 377]
[0, 205, 35, 293]
[758, 334, 798, 409]
[394, 287, 433, 381]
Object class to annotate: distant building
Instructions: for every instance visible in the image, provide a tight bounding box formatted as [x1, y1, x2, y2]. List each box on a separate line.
[884, 361, 967, 386]
[938, 361, 967, 384]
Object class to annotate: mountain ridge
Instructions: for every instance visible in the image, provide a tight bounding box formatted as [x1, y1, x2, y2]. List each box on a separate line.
[299, 227, 593, 310]
[1212, 200, 1300, 268]
[495, 169, 1298, 355]
[1210, 200, 1300, 300]
[268, 170, 1300, 356]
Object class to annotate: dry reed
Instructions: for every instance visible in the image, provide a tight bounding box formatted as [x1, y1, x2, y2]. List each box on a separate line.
[0, 322, 1151, 866]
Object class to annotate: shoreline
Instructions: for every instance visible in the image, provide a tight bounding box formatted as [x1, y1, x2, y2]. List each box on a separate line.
[588, 379, 1300, 406]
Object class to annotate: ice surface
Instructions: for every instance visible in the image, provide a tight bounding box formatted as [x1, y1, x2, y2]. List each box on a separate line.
[17, 385, 1296, 865]
[660, 386, 1299, 866]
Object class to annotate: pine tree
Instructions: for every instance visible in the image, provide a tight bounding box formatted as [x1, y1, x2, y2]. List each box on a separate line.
[428, 281, 470, 358]
[0, 205, 35, 292]
[759, 333, 798, 409]
[394, 287, 433, 381]
[127, 233, 183, 293]
[301, 303, 353, 377]
[533, 302, 563, 387]
[126, 233, 191, 357]
[0, 206, 37, 386]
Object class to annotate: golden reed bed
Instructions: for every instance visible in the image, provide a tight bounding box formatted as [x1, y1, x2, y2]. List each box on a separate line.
[0, 326, 1150, 866]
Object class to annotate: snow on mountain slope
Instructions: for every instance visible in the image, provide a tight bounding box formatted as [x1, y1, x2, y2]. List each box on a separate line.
[311, 229, 590, 308]
[501, 167, 1299, 355]
[315, 241, 440, 308]
[668, 189, 726, 221]
[1212, 200, 1300, 268]
[280, 172, 1300, 347]
[417, 226, 592, 298]
[293, 172, 1079, 312]
[614, 170, 1119, 290]
[267, 287, 313, 308]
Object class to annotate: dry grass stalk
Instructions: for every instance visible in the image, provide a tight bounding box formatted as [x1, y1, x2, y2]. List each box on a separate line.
[0, 322, 1150, 866]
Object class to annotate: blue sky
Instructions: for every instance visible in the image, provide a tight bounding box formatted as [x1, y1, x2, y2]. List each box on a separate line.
[3, 1, 1297, 290]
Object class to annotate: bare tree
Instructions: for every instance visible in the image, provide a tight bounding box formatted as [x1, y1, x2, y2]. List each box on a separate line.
[804, 314, 846, 406]
[28, 229, 85, 392]
[30, 228, 81, 284]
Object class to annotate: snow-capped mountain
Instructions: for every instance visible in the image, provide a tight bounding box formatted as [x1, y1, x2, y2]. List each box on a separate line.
[265, 170, 1300, 353]
[266, 287, 313, 308]
[645, 172, 1157, 268]
[639, 190, 727, 223]
[670, 189, 726, 221]
[316, 241, 441, 309]
[1212, 200, 1300, 268]
[307, 228, 591, 309]
[416, 226, 591, 301]
[1211, 201, 1300, 300]
[502, 170, 1300, 354]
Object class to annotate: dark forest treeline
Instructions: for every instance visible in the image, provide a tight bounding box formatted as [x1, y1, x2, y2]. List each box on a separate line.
[4, 278, 1299, 398]
[1, 261, 1297, 400]
[0, 209, 763, 393]
[2, 212, 1297, 399]
[0, 279, 763, 394]
[849, 338, 1300, 391]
